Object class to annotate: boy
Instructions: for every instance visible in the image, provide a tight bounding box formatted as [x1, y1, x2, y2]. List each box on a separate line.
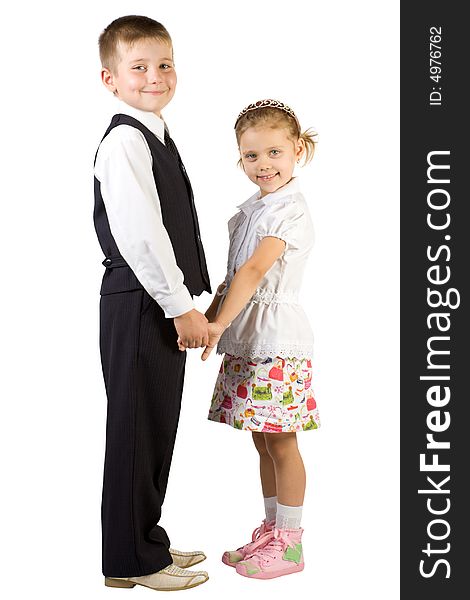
[94, 16, 211, 591]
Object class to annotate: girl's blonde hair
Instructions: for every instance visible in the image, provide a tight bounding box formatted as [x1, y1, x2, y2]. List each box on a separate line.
[234, 100, 317, 166]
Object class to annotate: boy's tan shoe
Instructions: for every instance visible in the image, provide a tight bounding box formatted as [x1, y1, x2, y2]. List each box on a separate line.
[169, 548, 207, 568]
[105, 564, 209, 591]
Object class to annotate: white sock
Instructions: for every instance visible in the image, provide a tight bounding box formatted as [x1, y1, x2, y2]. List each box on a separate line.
[276, 502, 303, 529]
[263, 496, 277, 522]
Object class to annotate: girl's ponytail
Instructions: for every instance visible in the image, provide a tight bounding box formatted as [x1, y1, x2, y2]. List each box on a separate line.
[299, 128, 318, 165]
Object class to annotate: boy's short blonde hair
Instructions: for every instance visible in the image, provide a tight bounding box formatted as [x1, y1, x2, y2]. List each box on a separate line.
[99, 15, 172, 73]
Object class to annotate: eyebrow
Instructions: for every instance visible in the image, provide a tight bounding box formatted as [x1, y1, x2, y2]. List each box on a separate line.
[128, 57, 174, 64]
[242, 145, 287, 152]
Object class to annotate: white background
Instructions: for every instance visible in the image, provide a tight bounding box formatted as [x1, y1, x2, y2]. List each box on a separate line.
[1, 1, 399, 598]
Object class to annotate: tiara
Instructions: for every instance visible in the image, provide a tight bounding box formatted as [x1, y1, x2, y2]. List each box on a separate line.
[234, 99, 300, 131]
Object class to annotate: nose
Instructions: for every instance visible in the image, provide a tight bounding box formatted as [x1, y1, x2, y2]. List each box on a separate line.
[146, 66, 163, 85]
[259, 161, 272, 172]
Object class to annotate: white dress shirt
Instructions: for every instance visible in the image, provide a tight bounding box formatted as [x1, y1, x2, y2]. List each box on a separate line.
[217, 177, 315, 359]
[94, 101, 194, 318]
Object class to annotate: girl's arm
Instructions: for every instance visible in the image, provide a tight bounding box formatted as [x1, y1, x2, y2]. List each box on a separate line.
[201, 236, 286, 360]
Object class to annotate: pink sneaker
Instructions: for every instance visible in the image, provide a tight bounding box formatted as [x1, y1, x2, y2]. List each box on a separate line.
[222, 520, 274, 567]
[235, 527, 304, 579]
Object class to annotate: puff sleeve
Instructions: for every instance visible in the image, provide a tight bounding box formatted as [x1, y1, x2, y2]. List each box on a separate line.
[256, 199, 304, 250]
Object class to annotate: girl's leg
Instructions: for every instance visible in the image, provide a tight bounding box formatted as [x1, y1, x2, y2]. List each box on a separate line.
[221, 433, 277, 567]
[264, 432, 305, 529]
[234, 433, 306, 579]
[252, 432, 276, 498]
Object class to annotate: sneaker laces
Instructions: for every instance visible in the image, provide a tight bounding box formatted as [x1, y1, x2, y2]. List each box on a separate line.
[245, 528, 296, 565]
[244, 530, 274, 554]
[251, 519, 273, 541]
[233, 519, 274, 554]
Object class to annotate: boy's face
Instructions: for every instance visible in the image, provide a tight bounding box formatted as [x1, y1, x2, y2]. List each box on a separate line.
[102, 38, 176, 117]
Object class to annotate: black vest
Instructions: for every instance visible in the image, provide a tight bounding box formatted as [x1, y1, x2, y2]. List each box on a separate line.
[94, 114, 211, 297]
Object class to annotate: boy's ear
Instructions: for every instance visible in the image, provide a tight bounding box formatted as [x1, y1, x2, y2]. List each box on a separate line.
[101, 68, 117, 94]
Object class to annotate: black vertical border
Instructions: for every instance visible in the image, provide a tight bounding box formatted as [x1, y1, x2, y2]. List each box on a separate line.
[401, 3, 469, 598]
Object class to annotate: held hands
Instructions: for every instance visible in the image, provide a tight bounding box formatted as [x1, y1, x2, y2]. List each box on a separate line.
[200, 321, 226, 361]
[176, 321, 226, 359]
[174, 309, 209, 350]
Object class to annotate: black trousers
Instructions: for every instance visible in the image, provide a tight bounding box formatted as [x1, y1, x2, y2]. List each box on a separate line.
[99, 288, 186, 577]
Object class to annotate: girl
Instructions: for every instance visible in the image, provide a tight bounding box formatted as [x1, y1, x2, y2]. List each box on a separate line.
[202, 99, 320, 580]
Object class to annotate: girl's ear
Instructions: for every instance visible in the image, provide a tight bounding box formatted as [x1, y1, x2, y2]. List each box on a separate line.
[295, 137, 306, 163]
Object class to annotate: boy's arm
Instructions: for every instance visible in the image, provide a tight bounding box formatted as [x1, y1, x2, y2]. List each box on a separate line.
[201, 237, 286, 360]
[95, 126, 208, 345]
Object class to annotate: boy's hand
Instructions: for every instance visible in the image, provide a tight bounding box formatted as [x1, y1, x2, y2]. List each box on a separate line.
[201, 322, 226, 361]
[174, 309, 209, 350]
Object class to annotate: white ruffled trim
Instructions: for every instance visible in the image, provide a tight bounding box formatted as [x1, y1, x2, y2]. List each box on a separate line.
[217, 286, 300, 305]
[216, 340, 313, 360]
[251, 290, 299, 304]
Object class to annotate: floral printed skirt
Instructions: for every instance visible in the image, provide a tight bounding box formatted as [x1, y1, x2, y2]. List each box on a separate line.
[208, 354, 321, 432]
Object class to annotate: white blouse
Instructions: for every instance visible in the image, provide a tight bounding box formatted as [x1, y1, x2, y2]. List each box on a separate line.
[216, 177, 315, 359]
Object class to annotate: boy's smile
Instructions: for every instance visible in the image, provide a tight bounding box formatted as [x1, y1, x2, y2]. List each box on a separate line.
[102, 38, 176, 116]
[239, 127, 305, 197]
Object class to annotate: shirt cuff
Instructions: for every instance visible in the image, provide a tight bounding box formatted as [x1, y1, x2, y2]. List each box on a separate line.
[158, 287, 194, 318]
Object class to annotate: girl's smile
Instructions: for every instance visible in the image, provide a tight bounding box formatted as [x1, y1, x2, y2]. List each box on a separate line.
[257, 172, 279, 181]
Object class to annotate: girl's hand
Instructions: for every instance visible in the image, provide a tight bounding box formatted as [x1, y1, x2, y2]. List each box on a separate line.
[201, 321, 226, 361]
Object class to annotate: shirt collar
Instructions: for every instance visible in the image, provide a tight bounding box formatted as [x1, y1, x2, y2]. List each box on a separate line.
[115, 100, 166, 143]
[237, 177, 301, 216]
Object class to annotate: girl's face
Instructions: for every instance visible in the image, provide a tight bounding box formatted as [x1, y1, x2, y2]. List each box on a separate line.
[239, 126, 305, 197]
